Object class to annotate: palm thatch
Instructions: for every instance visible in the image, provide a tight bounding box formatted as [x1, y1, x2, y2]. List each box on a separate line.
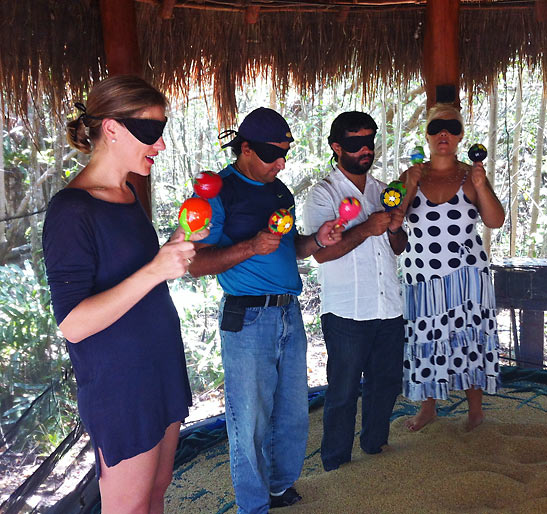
[1, 1, 546, 125]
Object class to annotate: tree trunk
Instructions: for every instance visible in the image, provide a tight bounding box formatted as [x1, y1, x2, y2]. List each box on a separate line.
[528, 86, 545, 257]
[381, 88, 388, 182]
[510, 71, 522, 257]
[0, 105, 7, 244]
[316, 88, 323, 160]
[484, 80, 498, 257]
[393, 87, 402, 180]
[28, 103, 43, 273]
[52, 114, 65, 198]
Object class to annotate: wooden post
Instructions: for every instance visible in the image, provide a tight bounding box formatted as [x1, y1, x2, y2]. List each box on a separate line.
[99, 0, 152, 218]
[423, 0, 460, 109]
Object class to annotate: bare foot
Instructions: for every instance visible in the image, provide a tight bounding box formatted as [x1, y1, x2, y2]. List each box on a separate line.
[465, 412, 484, 431]
[404, 411, 437, 431]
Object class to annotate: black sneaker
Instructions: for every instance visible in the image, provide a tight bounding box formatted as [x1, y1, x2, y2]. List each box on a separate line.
[269, 487, 302, 508]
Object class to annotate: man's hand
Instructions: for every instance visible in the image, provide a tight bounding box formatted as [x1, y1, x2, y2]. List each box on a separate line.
[316, 219, 344, 247]
[388, 207, 405, 232]
[363, 211, 391, 236]
[250, 229, 283, 255]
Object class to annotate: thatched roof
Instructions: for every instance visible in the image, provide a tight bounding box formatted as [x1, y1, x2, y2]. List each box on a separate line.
[1, 1, 546, 124]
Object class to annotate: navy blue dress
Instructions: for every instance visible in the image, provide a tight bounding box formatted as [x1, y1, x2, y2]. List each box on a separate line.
[42, 186, 192, 476]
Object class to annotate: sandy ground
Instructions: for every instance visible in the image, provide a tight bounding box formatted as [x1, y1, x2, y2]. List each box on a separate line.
[165, 389, 547, 513]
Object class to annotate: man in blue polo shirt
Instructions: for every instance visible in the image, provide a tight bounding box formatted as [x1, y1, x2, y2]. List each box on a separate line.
[190, 107, 341, 514]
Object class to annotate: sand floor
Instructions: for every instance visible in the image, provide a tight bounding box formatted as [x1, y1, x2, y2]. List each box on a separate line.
[165, 389, 547, 513]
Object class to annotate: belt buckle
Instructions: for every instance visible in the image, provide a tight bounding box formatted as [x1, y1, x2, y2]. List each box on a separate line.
[275, 294, 291, 306]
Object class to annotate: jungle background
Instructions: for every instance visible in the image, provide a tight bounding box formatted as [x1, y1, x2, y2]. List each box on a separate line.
[1, 66, 546, 510]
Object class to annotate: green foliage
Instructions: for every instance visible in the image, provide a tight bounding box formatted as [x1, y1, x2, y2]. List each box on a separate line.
[0, 259, 76, 454]
[170, 276, 225, 394]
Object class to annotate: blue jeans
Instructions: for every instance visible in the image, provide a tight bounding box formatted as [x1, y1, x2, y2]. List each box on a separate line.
[220, 296, 309, 514]
[320, 314, 404, 471]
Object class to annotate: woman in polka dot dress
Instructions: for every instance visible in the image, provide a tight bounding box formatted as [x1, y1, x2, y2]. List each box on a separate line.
[399, 103, 505, 431]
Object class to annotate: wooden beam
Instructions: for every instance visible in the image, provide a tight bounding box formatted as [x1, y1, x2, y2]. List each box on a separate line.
[423, 0, 460, 109]
[245, 6, 261, 24]
[160, 0, 177, 19]
[99, 0, 152, 218]
[536, 0, 547, 22]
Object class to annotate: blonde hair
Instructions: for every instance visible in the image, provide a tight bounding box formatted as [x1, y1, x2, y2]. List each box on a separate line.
[426, 103, 464, 128]
[67, 75, 167, 154]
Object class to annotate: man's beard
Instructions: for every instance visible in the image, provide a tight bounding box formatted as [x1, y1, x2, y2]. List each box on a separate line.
[339, 151, 374, 175]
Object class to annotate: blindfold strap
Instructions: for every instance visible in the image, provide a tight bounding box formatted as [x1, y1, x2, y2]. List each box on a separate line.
[426, 119, 462, 136]
[249, 141, 289, 163]
[339, 135, 375, 153]
[219, 129, 239, 149]
[119, 118, 167, 145]
[74, 102, 102, 127]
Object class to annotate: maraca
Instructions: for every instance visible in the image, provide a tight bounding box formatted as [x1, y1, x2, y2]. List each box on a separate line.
[410, 145, 425, 165]
[178, 197, 212, 241]
[268, 208, 294, 235]
[380, 180, 407, 211]
[468, 143, 487, 163]
[193, 171, 223, 199]
[335, 197, 361, 227]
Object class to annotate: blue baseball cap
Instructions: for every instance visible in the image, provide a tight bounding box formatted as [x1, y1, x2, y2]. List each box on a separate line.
[220, 107, 294, 148]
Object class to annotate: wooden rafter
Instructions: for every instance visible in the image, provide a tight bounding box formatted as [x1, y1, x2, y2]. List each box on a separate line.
[134, 0, 536, 14]
[160, 0, 177, 19]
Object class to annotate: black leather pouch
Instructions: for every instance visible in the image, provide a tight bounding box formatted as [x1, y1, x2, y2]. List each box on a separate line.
[220, 300, 246, 332]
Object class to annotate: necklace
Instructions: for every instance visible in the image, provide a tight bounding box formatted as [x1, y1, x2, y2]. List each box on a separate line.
[421, 161, 467, 184]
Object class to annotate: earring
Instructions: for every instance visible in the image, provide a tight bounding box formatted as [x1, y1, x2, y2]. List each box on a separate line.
[111, 139, 117, 143]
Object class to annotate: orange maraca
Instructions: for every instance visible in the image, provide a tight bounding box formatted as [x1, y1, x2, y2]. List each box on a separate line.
[178, 197, 212, 241]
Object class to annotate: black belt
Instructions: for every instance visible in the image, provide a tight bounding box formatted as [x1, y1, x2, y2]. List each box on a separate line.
[225, 294, 294, 308]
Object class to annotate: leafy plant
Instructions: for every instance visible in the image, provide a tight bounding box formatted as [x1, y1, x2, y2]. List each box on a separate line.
[0, 258, 76, 454]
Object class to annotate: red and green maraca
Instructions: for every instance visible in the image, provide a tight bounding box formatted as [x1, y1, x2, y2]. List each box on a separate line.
[178, 171, 223, 240]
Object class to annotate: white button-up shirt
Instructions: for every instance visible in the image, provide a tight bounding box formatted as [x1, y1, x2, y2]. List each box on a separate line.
[302, 167, 403, 321]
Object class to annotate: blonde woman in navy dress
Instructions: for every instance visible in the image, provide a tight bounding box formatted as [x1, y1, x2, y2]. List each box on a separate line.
[399, 103, 505, 432]
[43, 76, 206, 513]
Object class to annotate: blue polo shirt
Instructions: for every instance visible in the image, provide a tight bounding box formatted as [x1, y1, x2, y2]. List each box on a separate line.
[199, 165, 303, 296]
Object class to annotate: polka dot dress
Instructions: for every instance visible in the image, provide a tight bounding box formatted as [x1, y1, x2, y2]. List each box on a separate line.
[402, 184, 500, 401]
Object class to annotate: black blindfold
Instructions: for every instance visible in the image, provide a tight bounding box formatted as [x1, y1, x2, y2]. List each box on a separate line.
[119, 118, 167, 145]
[426, 119, 462, 136]
[338, 135, 375, 153]
[249, 141, 289, 163]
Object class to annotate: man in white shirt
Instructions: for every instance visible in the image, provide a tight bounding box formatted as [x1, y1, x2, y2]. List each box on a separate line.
[303, 111, 407, 471]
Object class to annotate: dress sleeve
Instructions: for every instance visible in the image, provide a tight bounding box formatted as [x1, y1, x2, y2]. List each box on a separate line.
[302, 184, 337, 235]
[42, 193, 98, 325]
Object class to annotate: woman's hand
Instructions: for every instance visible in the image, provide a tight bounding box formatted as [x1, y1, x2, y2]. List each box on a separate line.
[470, 161, 488, 191]
[151, 232, 196, 281]
[405, 164, 424, 189]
